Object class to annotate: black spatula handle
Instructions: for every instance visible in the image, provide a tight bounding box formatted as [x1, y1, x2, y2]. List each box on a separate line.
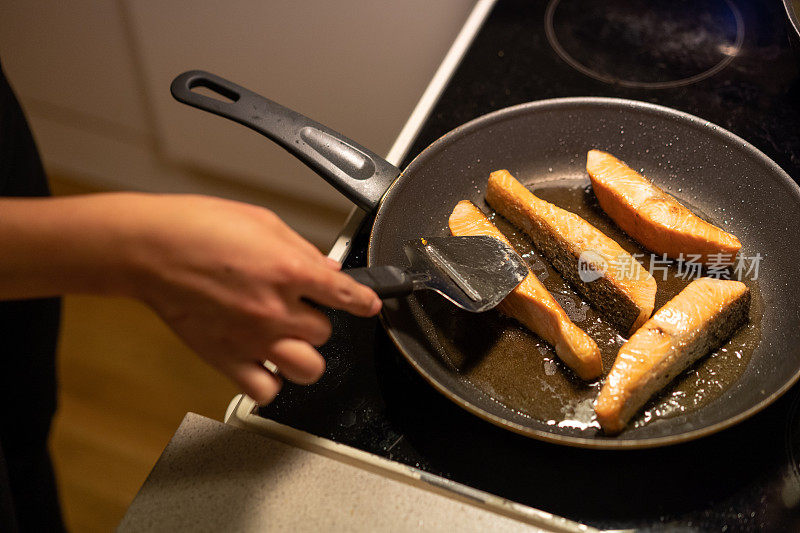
[345, 266, 415, 299]
[170, 70, 401, 211]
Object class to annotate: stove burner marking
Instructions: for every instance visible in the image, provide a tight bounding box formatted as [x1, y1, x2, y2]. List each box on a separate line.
[544, 0, 744, 89]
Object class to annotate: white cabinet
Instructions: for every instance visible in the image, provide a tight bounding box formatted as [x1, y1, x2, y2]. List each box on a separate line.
[0, 0, 475, 245]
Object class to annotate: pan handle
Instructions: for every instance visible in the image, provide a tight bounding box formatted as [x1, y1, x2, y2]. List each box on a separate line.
[170, 70, 401, 211]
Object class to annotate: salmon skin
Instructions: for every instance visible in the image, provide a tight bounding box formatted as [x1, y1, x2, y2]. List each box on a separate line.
[595, 277, 750, 434]
[486, 170, 657, 335]
[449, 200, 603, 380]
[586, 150, 742, 265]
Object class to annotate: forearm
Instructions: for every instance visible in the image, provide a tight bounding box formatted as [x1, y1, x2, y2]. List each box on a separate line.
[0, 190, 381, 403]
[0, 193, 146, 300]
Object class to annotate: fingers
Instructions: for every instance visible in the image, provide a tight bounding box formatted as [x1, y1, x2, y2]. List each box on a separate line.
[229, 360, 283, 405]
[275, 223, 335, 268]
[282, 301, 333, 346]
[218, 334, 325, 404]
[297, 268, 382, 317]
[282, 226, 323, 257]
[323, 256, 342, 270]
[267, 338, 326, 385]
[226, 336, 325, 403]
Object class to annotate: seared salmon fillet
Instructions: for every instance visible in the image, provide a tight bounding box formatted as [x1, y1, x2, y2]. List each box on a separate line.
[486, 170, 657, 335]
[586, 149, 741, 265]
[449, 200, 602, 380]
[595, 277, 750, 434]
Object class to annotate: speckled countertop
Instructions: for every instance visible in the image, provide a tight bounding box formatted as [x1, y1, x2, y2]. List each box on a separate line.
[117, 413, 564, 532]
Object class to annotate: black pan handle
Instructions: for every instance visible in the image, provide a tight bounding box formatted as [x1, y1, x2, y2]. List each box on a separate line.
[345, 266, 415, 299]
[170, 70, 401, 211]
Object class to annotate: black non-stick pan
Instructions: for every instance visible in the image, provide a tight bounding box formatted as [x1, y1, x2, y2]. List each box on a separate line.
[171, 70, 800, 448]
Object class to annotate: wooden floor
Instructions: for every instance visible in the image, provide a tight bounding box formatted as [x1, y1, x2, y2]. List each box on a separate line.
[48, 178, 238, 531]
[52, 296, 238, 531]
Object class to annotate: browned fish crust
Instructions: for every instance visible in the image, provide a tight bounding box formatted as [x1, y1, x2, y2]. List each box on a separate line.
[513, 210, 643, 334]
[449, 200, 603, 380]
[595, 278, 751, 434]
[487, 170, 656, 335]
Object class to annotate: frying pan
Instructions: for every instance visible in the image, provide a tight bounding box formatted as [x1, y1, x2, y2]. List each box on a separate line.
[171, 70, 800, 448]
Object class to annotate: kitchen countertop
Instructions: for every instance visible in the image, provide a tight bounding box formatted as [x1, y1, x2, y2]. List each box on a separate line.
[118, 413, 575, 532]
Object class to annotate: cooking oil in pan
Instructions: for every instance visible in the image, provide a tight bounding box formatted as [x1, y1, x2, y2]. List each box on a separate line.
[427, 180, 763, 433]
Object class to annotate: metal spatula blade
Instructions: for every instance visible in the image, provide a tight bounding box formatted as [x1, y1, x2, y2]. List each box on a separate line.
[345, 236, 527, 313]
[403, 236, 527, 312]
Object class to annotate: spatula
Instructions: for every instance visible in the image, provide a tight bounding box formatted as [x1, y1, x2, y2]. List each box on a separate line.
[345, 236, 527, 313]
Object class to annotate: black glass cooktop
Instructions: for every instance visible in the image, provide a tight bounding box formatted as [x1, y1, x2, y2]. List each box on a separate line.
[260, 1, 800, 530]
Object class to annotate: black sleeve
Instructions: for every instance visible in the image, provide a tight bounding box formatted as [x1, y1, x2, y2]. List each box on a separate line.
[0, 62, 65, 532]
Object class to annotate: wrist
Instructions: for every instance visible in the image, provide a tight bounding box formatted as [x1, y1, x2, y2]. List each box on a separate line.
[37, 192, 165, 300]
[84, 193, 168, 302]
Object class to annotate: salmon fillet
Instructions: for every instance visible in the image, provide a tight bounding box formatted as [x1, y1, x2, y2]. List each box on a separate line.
[595, 277, 750, 434]
[586, 149, 741, 265]
[486, 170, 657, 335]
[449, 200, 602, 380]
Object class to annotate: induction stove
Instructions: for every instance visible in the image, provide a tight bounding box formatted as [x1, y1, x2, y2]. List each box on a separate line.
[258, 1, 800, 529]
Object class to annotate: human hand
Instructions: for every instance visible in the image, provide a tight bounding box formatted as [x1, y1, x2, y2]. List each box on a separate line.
[122, 194, 381, 404]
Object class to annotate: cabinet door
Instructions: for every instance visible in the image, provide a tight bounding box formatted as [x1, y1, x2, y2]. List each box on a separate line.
[0, 1, 150, 140]
[126, 0, 476, 209]
[0, 1, 475, 243]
